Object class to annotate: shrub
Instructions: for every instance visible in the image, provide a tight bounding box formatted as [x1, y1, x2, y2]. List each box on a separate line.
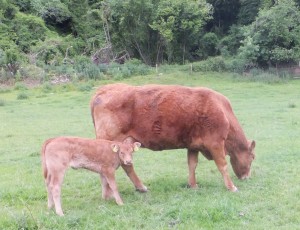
[42, 82, 53, 92]
[77, 83, 93, 92]
[14, 82, 28, 90]
[124, 59, 152, 76]
[192, 57, 226, 72]
[17, 92, 29, 100]
[0, 99, 5, 106]
[12, 12, 48, 53]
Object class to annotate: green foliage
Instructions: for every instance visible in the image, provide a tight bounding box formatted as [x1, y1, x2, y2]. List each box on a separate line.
[1, 0, 300, 80]
[31, 0, 71, 26]
[109, 0, 156, 64]
[207, 0, 241, 33]
[151, 0, 213, 63]
[12, 0, 31, 12]
[191, 56, 226, 72]
[197, 32, 219, 58]
[11, 12, 48, 53]
[73, 56, 102, 80]
[0, 99, 5, 106]
[239, 0, 300, 67]
[17, 91, 29, 99]
[14, 82, 28, 90]
[237, 0, 261, 25]
[219, 25, 245, 56]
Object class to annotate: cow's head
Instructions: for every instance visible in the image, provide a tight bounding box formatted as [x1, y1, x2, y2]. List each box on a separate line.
[111, 142, 141, 165]
[230, 140, 256, 179]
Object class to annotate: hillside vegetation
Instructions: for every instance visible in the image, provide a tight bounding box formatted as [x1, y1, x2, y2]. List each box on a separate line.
[1, 0, 300, 84]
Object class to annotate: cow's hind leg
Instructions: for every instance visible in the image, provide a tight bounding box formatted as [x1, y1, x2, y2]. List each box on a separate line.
[210, 141, 238, 192]
[187, 149, 199, 189]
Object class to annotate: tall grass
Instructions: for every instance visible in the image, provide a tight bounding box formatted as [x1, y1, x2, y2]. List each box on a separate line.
[0, 73, 299, 229]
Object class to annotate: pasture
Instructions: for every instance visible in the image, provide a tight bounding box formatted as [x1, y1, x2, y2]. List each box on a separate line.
[0, 72, 299, 229]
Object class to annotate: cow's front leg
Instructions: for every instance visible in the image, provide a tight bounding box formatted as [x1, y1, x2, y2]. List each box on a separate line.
[187, 149, 199, 188]
[121, 164, 148, 192]
[210, 142, 238, 192]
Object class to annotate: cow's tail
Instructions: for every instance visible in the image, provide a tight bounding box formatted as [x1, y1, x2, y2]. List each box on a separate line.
[41, 138, 54, 180]
[90, 94, 97, 128]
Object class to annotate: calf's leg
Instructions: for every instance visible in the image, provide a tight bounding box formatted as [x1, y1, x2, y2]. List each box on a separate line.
[187, 149, 199, 188]
[100, 174, 113, 200]
[104, 171, 124, 205]
[49, 172, 65, 216]
[122, 136, 147, 192]
[46, 175, 54, 210]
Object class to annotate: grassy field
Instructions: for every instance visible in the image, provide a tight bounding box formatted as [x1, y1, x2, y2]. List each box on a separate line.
[0, 72, 299, 229]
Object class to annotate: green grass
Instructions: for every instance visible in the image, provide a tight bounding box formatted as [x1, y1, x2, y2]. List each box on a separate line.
[0, 72, 299, 229]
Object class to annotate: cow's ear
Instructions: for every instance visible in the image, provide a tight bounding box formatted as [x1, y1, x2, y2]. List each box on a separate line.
[250, 140, 256, 150]
[133, 142, 141, 152]
[111, 144, 119, 153]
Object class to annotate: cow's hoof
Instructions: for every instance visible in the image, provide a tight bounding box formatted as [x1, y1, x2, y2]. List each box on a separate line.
[229, 186, 238, 192]
[187, 184, 199, 189]
[136, 185, 148, 193]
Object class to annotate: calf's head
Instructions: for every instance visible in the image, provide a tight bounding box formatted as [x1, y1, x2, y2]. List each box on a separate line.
[230, 140, 256, 180]
[111, 142, 141, 165]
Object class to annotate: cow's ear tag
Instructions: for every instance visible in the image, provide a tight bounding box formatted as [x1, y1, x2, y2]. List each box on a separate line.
[111, 144, 119, 153]
[133, 142, 141, 152]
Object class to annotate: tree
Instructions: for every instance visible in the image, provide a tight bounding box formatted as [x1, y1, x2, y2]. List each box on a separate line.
[151, 0, 213, 63]
[237, 0, 261, 25]
[11, 12, 48, 53]
[108, 0, 156, 65]
[238, 0, 300, 67]
[206, 0, 240, 34]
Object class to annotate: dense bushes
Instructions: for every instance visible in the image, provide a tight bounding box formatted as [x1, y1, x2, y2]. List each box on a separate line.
[1, 0, 300, 84]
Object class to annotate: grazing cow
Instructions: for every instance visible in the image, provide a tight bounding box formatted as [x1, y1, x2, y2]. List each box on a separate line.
[41, 136, 141, 216]
[90, 84, 256, 192]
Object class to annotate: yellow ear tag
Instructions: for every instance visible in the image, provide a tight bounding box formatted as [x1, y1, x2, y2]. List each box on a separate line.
[133, 146, 139, 152]
[112, 145, 119, 153]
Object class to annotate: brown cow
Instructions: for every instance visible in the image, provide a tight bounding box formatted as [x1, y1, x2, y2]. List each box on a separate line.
[41, 136, 141, 216]
[90, 84, 256, 192]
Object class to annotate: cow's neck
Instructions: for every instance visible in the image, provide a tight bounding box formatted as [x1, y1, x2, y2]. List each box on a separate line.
[226, 122, 248, 154]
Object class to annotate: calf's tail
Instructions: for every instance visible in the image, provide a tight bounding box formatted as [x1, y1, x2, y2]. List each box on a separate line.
[41, 138, 54, 179]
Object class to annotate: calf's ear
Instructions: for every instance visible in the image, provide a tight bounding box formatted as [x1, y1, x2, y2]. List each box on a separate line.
[133, 142, 141, 152]
[111, 144, 119, 153]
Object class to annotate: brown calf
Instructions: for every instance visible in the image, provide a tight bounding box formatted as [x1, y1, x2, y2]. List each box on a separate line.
[41, 136, 141, 216]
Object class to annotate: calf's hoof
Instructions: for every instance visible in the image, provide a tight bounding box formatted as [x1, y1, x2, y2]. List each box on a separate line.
[116, 201, 124, 206]
[56, 211, 64, 217]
